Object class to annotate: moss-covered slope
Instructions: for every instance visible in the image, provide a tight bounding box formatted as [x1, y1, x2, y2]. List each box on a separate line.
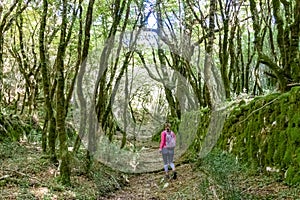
[218, 86, 300, 185]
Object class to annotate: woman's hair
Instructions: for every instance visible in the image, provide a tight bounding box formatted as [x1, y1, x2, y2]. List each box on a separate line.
[165, 122, 171, 128]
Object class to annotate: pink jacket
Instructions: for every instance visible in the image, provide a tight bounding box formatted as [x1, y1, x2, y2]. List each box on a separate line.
[159, 130, 176, 150]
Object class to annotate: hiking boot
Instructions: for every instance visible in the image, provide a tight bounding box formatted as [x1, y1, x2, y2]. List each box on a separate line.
[172, 171, 177, 180]
[165, 174, 170, 180]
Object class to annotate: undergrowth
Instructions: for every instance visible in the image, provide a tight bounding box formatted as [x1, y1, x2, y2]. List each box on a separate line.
[195, 149, 253, 199]
[170, 148, 300, 200]
[0, 141, 127, 199]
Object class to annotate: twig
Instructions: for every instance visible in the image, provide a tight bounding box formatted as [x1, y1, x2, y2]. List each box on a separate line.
[241, 185, 255, 193]
[210, 185, 219, 200]
[3, 169, 41, 183]
[104, 171, 121, 189]
[0, 174, 11, 180]
[287, 83, 300, 87]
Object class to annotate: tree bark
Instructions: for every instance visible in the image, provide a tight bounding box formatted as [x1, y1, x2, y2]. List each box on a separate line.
[39, 0, 56, 157]
[204, 0, 225, 109]
[0, 1, 31, 107]
[55, 0, 70, 185]
[218, 0, 231, 99]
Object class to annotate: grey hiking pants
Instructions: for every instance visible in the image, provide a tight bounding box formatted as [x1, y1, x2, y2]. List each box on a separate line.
[162, 147, 175, 166]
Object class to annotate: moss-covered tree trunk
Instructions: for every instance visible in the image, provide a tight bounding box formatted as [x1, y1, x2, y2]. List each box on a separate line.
[55, 0, 70, 185]
[289, 0, 300, 83]
[100, 0, 133, 148]
[250, 0, 299, 92]
[73, 0, 87, 153]
[39, 0, 56, 158]
[0, 2, 16, 108]
[39, 0, 57, 161]
[228, 12, 238, 94]
[218, 0, 231, 99]
[0, 1, 26, 109]
[156, 0, 180, 120]
[94, 0, 127, 142]
[204, 0, 225, 108]
[84, 0, 96, 171]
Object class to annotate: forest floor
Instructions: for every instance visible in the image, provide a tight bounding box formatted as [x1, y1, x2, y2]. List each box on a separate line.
[1, 141, 300, 200]
[101, 158, 300, 200]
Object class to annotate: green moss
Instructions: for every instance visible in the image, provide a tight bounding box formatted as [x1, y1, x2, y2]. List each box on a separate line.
[231, 107, 242, 117]
[251, 116, 261, 133]
[287, 110, 295, 121]
[266, 137, 275, 164]
[238, 99, 246, 106]
[227, 114, 239, 126]
[273, 131, 287, 166]
[265, 93, 280, 102]
[273, 144, 285, 167]
[288, 127, 300, 143]
[260, 142, 268, 166]
[278, 92, 290, 102]
[285, 166, 295, 184]
[277, 114, 287, 130]
[239, 104, 249, 113]
[283, 144, 294, 166]
[291, 112, 300, 127]
[289, 86, 300, 103]
[231, 134, 243, 158]
[285, 166, 300, 185]
[258, 110, 264, 125]
[195, 87, 300, 185]
[253, 99, 264, 110]
[296, 148, 300, 167]
[292, 172, 300, 186]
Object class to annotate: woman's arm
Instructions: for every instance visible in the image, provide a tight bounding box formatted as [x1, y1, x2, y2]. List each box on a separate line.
[159, 131, 166, 150]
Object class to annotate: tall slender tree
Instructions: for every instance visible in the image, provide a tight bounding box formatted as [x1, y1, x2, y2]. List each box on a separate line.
[55, 0, 70, 185]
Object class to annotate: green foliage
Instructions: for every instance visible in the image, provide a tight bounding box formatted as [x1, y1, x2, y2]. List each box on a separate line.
[91, 162, 127, 197]
[273, 131, 287, 166]
[0, 111, 42, 142]
[151, 126, 164, 142]
[198, 149, 242, 182]
[0, 140, 128, 199]
[285, 166, 300, 186]
[266, 135, 275, 164]
[195, 149, 253, 199]
[0, 141, 24, 159]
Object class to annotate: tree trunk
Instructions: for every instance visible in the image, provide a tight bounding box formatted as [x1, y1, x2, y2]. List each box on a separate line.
[204, 0, 225, 109]
[39, 0, 54, 156]
[156, 1, 180, 120]
[0, 1, 20, 108]
[73, 1, 84, 153]
[290, 0, 300, 83]
[84, 0, 97, 171]
[218, 0, 231, 99]
[56, 0, 70, 185]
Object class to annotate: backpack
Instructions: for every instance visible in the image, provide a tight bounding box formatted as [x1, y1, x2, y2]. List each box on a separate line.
[165, 131, 176, 148]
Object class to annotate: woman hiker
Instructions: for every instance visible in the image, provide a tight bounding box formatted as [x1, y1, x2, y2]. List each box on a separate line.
[159, 123, 177, 180]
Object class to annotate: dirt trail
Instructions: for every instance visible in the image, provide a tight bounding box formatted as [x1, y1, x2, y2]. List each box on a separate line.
[97, 157, 300, 200]
[99, 163, 198, 200]
[1, 142, 299, 200]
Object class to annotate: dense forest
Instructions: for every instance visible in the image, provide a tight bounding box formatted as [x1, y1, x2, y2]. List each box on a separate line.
[0, 0, 299, 199]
